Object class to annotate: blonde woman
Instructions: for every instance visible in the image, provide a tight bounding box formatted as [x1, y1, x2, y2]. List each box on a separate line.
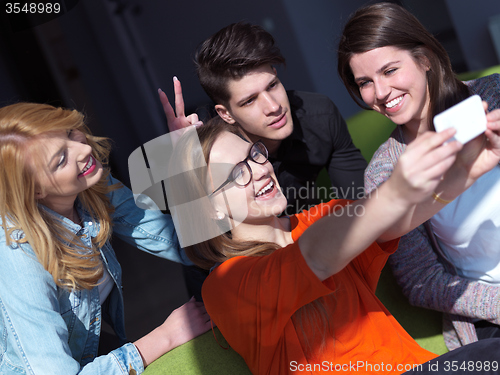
[0, 103, 210, 375]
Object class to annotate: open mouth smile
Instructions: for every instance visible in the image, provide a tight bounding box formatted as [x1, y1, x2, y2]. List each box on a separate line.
[256, 180, 275, 197]
[79, 155, 96, 177]
[385, 95, 404, 109]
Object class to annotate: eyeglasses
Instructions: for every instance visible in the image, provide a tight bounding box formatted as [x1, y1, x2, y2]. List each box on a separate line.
[209, 141, 269, 196]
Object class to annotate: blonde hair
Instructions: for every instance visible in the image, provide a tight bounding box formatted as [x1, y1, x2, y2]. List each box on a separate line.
[0, 102, 118, 290]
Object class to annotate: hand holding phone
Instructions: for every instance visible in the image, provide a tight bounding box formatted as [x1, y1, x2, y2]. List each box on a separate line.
[433, 95, 486, 144]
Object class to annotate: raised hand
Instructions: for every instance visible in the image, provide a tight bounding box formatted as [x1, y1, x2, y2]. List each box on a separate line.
[134, 296, 211, 367]
[389, 127, 462, 205]
[159, 76, 203, 133]
[435, 103, 500, 201]
[157, 296, 212, 350]
[460, 105, 500, 180]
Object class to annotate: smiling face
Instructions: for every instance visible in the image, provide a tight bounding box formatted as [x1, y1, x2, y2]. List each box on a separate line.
[30, 129, 103, 213]
[215, 64, 293, 153]
[208, 131, 287, 225]
[349, 46, 430, 135]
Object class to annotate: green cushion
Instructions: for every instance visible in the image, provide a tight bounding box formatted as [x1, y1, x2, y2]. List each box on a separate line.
[143, 328, 251, 375]
[457, 65, 500, 82]
[347, 110, 396, 163]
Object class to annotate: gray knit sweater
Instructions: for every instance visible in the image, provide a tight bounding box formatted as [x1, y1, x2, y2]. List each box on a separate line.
[364, 74, 500, 351]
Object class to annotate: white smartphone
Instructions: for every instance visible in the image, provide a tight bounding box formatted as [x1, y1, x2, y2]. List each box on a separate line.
[433, 94, 486, 144]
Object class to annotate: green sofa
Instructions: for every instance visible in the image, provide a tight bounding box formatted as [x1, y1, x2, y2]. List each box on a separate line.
[143, 65, 500, 374]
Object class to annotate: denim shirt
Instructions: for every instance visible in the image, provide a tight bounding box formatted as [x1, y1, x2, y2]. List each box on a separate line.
[0, 177, 190, 374]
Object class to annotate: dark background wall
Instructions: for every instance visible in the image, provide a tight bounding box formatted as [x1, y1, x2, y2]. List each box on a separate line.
[1, 0, 499, 342]
[2, 0, 500, 182]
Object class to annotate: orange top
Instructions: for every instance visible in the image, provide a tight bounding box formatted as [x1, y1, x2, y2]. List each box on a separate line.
[203, 200, 438, 374]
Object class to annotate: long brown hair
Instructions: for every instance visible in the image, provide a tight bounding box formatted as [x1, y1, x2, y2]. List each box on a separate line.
[337, 2, 470, 130]
[0, 102, 118, 290]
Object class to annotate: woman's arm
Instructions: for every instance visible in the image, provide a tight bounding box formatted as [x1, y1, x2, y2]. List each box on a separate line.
[299, 129, 463, 281]
[109, 176, 192, 265]
[0, 240, 143, 375]
[378, 106, 500, 241]
[363, 138, 400, 196]
[391, 226, 500, 324]
[134, 297, 211, 367]
[0, 234, 210, 373]
[300, 110, 500, 281]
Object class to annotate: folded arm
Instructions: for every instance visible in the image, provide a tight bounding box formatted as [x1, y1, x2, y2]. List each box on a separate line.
[391, 226, 500, 324]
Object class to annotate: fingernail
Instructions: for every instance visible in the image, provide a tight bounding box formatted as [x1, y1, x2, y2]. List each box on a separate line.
[158, 88, 164, 94]
[173, 76, 178, 81]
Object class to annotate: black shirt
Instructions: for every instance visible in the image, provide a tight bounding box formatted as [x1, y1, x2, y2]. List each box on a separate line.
[271, 90, 367, 215]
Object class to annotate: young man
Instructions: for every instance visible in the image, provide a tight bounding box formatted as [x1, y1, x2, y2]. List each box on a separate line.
[162, 22, 367, 214]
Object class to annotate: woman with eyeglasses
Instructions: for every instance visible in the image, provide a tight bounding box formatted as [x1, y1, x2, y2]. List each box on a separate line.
[167, 112, 500, 374]
[0, 102, 211, 375]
